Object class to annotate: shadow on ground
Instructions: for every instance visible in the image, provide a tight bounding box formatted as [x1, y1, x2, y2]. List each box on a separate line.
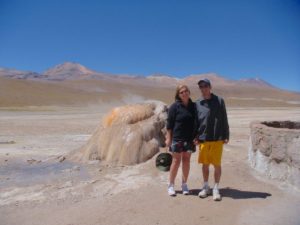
[188, 187, 272, 199]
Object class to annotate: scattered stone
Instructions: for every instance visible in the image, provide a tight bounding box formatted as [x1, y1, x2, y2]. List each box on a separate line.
[0, 141, 16, 144]
[57, 155, 66, 163]
[27, 159, 42, 164]
[72, 166, 80, 171]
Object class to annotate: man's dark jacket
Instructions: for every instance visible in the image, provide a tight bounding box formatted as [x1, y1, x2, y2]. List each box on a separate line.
[195, 93, 229, 142]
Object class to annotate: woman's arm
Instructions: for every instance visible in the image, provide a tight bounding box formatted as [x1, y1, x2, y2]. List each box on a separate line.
[166, 103, 176, 147]
[165, 129, 172, 147]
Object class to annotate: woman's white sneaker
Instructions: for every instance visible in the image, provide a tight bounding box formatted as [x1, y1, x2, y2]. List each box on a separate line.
[213, 188, 222, 201]
[181, 183, 189, 195]
[198, 185, 211, 198]
[168, 184, 176, 196]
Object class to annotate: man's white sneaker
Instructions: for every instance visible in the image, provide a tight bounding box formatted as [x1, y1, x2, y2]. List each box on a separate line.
[168, 185, 176, 196]
[213, 188, 222, 201]
[181, 183, 189, 195]
[198, 186, 211, 198]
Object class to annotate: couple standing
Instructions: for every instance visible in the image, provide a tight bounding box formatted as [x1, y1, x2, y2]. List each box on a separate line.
[165, 79, 229, 201]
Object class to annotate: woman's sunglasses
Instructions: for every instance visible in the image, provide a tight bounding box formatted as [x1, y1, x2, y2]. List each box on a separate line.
[179, 89, 189, 94]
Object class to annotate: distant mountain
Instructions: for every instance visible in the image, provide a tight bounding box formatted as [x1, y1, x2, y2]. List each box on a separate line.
[1, 62, 300, 107]
[183, 73, 234, 87]
[0, 62, 114, 81]
[237, 78, 274, 88]
[0, 62, 287, 91]
[0, 68, 41, 79]
[43, 62, 103, 80]
[146, 74, 179, 86]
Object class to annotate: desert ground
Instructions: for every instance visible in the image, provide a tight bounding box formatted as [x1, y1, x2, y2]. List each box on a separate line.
[0, 102, 300, 225]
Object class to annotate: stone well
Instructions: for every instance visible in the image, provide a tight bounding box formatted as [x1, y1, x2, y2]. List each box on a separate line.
[249, 121, 300, 189]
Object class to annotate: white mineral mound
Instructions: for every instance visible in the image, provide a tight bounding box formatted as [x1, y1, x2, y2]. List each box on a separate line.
[70, 101, 167, 165]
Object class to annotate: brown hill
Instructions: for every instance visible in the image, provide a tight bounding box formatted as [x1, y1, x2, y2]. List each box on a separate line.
[0, 77, 100, 107]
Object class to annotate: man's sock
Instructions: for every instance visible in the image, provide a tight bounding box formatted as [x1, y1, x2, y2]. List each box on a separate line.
[213, 183, 219, 190]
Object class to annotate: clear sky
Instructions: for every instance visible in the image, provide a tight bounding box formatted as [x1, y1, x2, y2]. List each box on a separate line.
[0, 0, 299, 91]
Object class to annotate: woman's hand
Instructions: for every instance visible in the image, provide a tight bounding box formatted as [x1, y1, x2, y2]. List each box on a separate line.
[165, 129, 172, 147]
[165, 138, 171, 147]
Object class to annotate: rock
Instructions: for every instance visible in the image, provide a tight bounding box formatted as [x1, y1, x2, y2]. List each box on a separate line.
[27, 159, 42, 164]
[72, 166, 80, 171]
[0, 140, 16, 144]
[57, 155, 66, 163]
[69, 101, 167, 165]
[249, 121, 300, 189]
[59, 156, 66, 162]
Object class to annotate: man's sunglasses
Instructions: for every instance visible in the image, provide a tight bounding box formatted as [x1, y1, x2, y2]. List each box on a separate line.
[199, 84, 209, 89]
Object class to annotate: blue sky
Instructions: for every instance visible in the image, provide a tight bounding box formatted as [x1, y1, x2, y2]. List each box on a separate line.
[0, 0, 299, 91]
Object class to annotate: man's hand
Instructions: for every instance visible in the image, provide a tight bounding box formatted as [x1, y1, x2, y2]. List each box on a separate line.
[223, 139, 229, 144]
[193, 138, 199, 145]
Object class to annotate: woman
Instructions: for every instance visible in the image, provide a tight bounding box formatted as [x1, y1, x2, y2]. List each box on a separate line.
[165, 84, 197, 196]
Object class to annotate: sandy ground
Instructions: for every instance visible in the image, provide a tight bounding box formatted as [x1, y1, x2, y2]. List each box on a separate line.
[0, 105, 300, 225]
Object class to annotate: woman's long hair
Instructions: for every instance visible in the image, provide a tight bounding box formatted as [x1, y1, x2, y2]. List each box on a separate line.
[175, 84, 191, 101]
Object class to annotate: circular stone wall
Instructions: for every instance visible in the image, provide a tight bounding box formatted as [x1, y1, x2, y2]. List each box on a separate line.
[249, 121, 300, 189]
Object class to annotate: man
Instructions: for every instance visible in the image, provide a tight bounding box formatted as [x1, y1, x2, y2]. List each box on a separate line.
[195, 78, 229, 201]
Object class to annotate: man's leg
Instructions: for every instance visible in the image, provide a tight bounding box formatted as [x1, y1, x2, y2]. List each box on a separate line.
[199, 143, 210, 185]
[212, 165, 222, 201]
[198, 142, 211, 198]
[212, 141, 223, 186]
[214, 165, 221, 186]
[202, 164, 209, 183]
[198, 164, 211, 198]
[211, 141, 223, 201]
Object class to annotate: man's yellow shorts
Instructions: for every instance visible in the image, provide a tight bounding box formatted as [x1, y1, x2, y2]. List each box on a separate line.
[198, 141, 224, 166]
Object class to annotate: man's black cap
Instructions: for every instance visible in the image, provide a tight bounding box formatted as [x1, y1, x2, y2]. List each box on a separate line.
[197, 78, 211, 86]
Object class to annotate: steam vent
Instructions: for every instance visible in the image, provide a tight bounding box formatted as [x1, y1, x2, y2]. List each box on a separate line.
[70, 101, 167, 165]
[249, 121, 300, 188]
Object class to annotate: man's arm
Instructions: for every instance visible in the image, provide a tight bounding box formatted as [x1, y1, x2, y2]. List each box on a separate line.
[222, 99, 229, 143]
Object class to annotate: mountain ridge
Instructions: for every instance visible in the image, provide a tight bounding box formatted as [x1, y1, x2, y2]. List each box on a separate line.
[0, 61, 279, 90]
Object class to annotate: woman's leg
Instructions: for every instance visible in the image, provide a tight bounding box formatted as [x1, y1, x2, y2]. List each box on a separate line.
[169, 152, 182, 185]
[181, 152, 191, 183]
